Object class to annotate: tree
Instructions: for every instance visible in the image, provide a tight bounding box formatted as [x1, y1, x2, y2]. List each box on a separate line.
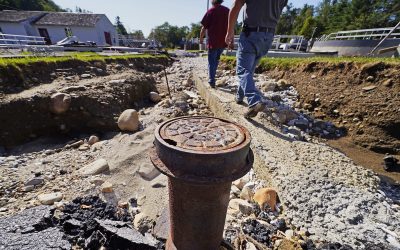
[186, 23, 202, 39]
[0, 0, 63, 11]
[130, 30, 145, 39]
[149, 22, 189, 48]
[115, 16, 128, 35]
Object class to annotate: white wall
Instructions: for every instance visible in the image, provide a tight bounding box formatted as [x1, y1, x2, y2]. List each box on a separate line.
[0, 22, 27, 35]
[95, 15, 118, 46]
[33, 16, 117, 46]
[33, 25, 98, 44]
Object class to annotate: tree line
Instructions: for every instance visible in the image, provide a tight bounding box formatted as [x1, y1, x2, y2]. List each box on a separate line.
[277, 0, 400, 39]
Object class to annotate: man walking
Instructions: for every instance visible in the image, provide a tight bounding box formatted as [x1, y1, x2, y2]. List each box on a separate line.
[225, 0, 287, 118]
[200, 0, 230, 88]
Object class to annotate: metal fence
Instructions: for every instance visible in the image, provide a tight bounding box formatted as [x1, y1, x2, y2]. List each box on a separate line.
[0, 33, 46, 46]
[318, 27, 400, 41]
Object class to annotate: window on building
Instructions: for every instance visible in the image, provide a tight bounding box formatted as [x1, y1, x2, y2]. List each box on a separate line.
[65, 27, 73, 37]
[0, 27, 3, 34]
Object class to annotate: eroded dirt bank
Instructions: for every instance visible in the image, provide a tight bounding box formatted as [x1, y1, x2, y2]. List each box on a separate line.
[223, 60, 400, 155]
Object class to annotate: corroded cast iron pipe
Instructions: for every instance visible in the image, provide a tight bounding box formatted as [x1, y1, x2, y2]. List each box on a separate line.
[150, 116, 253, 250]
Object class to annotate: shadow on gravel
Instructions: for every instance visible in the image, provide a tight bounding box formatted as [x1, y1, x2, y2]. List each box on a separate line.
[247, 119, 295, 143]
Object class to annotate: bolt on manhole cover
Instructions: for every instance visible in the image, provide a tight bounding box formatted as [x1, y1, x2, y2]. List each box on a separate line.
[159, 117, 246, 151]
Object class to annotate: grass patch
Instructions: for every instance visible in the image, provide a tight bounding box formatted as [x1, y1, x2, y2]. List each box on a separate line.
[221, 56, 400, 70]
[0, 53, 165, 66]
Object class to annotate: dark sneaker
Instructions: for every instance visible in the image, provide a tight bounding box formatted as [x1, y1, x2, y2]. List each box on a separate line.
[235, 96, 244, 105]
[244, 102, 266, 118]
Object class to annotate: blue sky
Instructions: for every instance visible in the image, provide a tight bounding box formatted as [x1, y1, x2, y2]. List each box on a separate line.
[54, 0, 321, 36]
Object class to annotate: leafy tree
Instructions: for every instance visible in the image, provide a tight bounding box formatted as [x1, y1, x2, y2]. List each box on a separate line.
[115, 16, 128, 35]
[149, 22, 189, 48]
[130, 30, 145, 39]
[187, 23, 202, 39]
[0, 0, 63, 11]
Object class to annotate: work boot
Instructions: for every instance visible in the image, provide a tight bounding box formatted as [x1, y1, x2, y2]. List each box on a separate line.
[235, 96, 244, 105]
[244, 102, 266, 119]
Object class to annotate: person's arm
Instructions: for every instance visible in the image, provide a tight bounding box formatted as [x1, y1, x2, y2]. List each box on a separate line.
[200, 26, 206, 44]
[225, 0, 245, 47]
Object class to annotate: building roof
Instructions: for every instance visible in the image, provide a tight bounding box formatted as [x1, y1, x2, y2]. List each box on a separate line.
[0, 10, 105, 27]
[35, 12, 104, 27]
[0, 10, 44, 23]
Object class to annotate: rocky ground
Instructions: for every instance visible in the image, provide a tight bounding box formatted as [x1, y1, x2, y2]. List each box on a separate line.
[0, 54, 400, 250]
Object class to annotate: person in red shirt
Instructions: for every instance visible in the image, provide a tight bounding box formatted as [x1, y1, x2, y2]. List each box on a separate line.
[200, 0, 229, 88]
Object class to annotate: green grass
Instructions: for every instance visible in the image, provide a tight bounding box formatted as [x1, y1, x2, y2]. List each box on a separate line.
[221, 56, 400, 70]
[0, 53, 166, 66]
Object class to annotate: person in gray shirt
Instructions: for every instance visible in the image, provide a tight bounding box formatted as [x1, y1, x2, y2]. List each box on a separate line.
[225, 0, 287, 118]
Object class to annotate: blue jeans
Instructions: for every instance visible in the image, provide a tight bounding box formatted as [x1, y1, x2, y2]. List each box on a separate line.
[208, 48, 224, 86]
[236, 32, 274, 107]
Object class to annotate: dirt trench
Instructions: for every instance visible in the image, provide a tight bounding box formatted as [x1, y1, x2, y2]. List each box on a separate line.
[0, 61, 163, 148]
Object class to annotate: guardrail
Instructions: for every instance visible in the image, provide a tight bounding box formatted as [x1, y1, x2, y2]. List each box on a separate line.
[0, 33, 46, 46]
[318, 27, 400, 41]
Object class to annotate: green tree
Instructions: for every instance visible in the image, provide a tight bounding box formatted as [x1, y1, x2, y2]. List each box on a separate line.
[115, 16, 128, 35]
[186, 23, 202, 39]
[130, 30, 145, 39]
[149, 22, 189, 48]
[0, 0, 63, 11]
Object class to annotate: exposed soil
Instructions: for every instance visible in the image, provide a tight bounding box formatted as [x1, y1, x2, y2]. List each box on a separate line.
[0, 60, 173, 147]
[265, 61, 400, 155]
[0, 56, 167, 95]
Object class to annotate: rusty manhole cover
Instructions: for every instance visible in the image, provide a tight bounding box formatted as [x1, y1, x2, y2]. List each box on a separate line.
[159, 117, 246, 152]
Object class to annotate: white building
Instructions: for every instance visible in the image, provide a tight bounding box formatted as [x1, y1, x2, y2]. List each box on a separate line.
[0, 10, 118, 46]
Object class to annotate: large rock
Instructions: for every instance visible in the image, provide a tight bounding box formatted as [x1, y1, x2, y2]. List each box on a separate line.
[80, 159, 110, 176]
[50, 93, 71, 114]
[38, 192, 63, 205]
[118, 109, 140, 132]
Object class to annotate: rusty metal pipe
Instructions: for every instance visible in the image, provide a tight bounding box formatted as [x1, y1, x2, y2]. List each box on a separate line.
[150, 116, 253, 250]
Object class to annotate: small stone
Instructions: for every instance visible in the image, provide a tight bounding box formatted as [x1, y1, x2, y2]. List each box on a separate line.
[24, 185, 35, 192]
[149, 92, 161, 103]
[38, 192, 63, 205]
[134, 212, 152, 234]
[50, 93, 71, 114]
[88, 135, 100, 145]
[383, 79, 393, 87]
[311, 75, 317, 79]
[25, 177, 44, 186]
[81, 74, 91, 79]
[231, 185, 241, 196]
[78, 144, 90, 151]
[240, 186, 254, 202]
[118, 109, 140, 132]
[101, 182, 113, 193]
[136, 163, 161, 181]
[277, 79, 291, 89]
[79, 159, 110, 176]
[285, 229, 295, 239]
[246, 242, 257, 250]
[253, 188, 278, 211]
[89, 177, 105, 186]
[228, 199, 254, 215]
[118, 201, 129, 209]
[366, 75, 374, 82]
[362, 85, 377, 91]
